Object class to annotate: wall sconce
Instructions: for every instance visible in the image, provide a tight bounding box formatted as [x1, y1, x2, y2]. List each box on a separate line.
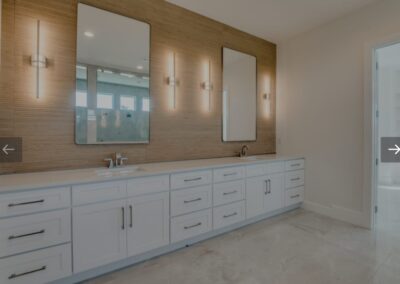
[31, 20, 48, 99]
[167, 52, 177, 110]
[201, 59, 213, 112]
[263, 76, 272, 118]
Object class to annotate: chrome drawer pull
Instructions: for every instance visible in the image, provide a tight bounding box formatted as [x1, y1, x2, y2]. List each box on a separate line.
[184, 197, 202, 204]
[291, 163, 301, 167]
[290, 194, 300, 199]
[8, 199, 45, 207]
[265, 179, 271, 195]
[184, 177, 202, 182]
[223, 172, 237, 177]
[223, 212, 238, 218]
[223, 190, 238, 196]
[129, 205, 133, 228]
[290, 177, 301, 181]
[121, 207, 125, 230]
[8, 229, 45, 240]
[8, 265, 47, 279]
[184, 222, 202, 229]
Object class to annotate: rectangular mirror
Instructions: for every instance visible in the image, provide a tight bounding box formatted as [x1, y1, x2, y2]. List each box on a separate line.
[75, 4, 150, 144]
[222, 47, 257, 142]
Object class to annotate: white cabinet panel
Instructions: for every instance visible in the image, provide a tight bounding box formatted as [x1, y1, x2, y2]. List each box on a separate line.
[213, 201, 245, 230]
[213, 167, 245, 183]
[72, 181, 126, 206]
[0, 209, 70, 258]
[213, 180, 245, 206]
[285, 159, 305, 171]
[285, 187, 304, 207]
[171, 209, 212, 243]
[264, 173, 284, 214]
[73, 199, 127, 273]
[285, 170, 305, 189]
[0, 187, 70, 218]
[171, 185, 212, 216]
[127, 175, 169, 197]
[0, 244, 71, 284]
[127, 192, 169, 256]
[171, 170, 212, 189]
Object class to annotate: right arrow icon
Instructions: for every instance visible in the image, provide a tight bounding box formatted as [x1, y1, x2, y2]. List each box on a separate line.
[388, 144, 400, 155]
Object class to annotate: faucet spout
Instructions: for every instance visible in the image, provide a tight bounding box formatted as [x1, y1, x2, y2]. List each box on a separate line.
[240, 145, 249, 157]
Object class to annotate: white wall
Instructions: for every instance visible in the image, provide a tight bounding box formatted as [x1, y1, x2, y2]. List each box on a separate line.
[277, 0, 400, 227]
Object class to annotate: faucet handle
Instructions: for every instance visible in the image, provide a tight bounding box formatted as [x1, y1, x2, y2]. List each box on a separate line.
[104, 158, 114, 169]
[120, 157, 128, 166]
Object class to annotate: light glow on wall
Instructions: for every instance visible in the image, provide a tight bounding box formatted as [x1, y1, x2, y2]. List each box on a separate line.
[167, 52, 177, 110]
[201, 58, 212, 113]
[263, 75, 272, 118]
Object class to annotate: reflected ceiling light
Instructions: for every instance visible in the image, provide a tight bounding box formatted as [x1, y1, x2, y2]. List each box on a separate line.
[120, 72, 135, 78]
[142, 76, 149, 80]
[84, 31, 94, 37]
[76, 65, 86, 70]
[136, 65, 144, 70]
[103, 69, 113, 74]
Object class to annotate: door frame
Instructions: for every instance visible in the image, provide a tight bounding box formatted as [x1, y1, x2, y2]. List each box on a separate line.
[365, 34, 400, 230]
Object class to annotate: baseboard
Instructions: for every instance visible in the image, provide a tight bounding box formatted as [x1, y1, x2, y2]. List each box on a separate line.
[302, 201, 368, 228]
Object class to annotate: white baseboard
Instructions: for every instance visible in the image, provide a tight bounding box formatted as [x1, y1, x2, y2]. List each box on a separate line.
[302, 201, 368, 228]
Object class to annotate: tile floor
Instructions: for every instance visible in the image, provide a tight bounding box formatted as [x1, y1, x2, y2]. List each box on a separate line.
[85, 209, 400, 284]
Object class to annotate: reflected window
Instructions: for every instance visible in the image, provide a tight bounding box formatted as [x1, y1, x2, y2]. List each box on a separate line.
[97, 93, 113, 109]
[76, 91, 88, 107]
[120, 96, 135, 111]
[142, 98, 150, 112]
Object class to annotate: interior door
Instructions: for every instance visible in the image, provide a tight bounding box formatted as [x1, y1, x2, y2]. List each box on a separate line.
[127, 192, 169, 256]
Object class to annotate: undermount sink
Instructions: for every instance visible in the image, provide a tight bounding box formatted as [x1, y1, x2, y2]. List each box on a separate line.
[239, 156, 259, 161]
[95, 165, 140, 177]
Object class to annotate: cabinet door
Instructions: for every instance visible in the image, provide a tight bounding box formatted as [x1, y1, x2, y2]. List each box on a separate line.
[127, 192, 169, 257]
[246, 176, 268, 219]
[73, 200, 127, 273]
[264, 173, 284, 213]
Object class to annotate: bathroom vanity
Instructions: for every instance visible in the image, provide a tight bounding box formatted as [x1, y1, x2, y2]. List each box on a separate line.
[0, 155, 304, 284]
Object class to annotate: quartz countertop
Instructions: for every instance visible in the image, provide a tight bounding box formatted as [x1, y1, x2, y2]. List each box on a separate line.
[0, 154, 304, 193]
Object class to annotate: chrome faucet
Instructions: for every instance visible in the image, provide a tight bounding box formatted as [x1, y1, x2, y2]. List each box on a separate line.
[104, 153, 128, 168]
[240, 145, 249, 157]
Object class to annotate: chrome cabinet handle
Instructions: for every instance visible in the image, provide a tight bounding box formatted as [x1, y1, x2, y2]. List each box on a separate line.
[184, 177, 202, 182]
[223, 172, 237, 177]
[290, 194, 301, 199]
[223, 212, 238, 218]
[265, 179, 271, 195]
[129, 205, 133, 228]
[121, 207, 125, 230]
[223, 190, 238, 196]
[184, 197, 202, 204]
[290, 177, 301, 181]
[8, 199, 44, 207]
[8, 229, 45, 240]
[184, 222, 202, 230]
[8, 265, 46, 279]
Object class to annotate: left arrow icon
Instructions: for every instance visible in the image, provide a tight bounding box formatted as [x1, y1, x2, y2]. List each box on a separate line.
[2, 144, 15, 155]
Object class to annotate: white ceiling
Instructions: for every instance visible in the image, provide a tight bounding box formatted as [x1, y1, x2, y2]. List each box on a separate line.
[166, 0, 380, 43]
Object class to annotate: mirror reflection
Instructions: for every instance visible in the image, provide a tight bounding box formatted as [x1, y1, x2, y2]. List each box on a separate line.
[222, 47, 257, 142]
[75, 4, 150, 144]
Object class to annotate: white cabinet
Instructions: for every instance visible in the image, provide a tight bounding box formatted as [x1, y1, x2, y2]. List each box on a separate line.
[246, 173, 284, 219]
[127, 192, 169, 256]
[73, 199, 127, 273]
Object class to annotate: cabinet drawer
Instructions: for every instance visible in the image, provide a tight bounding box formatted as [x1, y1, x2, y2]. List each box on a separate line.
[171, 209, 212, 243]
[213, 201, 245, 230]
[0, 209, 70, 258]
[213, 167, 244, 183]
[171, 186, 212, 217]
[171, 170, 212, 190]
[213, 180, 245, 206]
[0, 244, 72, 284]
[127, 175, 169, 197]
[0, 188, 70, 218]
[285, 170, 304, 188]
[285, 159, 305, 171]
[72, 181, 126, 206]
[285, 187, 304, 207]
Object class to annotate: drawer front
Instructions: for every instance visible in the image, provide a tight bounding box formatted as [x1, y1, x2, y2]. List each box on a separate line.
[246, 164, 266, 177]
[266, 162, 285, 174]
[285, 170, 305, 188]
[285, 187, 304, 207]
[171, 170, 212, 190]
[0, 209, 70, 258]
[171, 209, 212, 243]
[213, 167, 245, 183]
[0, 244, 72, 284]
[72, 181, 126, 206]
[285, 159, 305, 171]
[171, 186, 212, 217]
[127, 175, 169, 197]
[213, 201, 245, 230]
[213, 180, 245, 206]
[0, 188, 70, 218]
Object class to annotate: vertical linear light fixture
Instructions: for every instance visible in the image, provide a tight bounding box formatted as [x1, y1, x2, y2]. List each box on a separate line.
[31, 20, 47, 99]
[201, 58, 212, 112]
[263, 75, 271, 118]
[167, 52, 177, 110]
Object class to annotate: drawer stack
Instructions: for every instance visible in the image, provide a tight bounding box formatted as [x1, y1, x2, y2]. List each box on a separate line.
[284, 159, 305, 206]
[0, 187, 72, 284]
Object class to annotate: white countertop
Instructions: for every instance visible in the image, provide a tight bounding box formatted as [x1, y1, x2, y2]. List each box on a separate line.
[0, 155, 304, 193]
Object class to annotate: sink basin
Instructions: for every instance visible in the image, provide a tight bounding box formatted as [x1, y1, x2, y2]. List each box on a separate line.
[95, 165, 140, 177]
[239, 156, 259, 161]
